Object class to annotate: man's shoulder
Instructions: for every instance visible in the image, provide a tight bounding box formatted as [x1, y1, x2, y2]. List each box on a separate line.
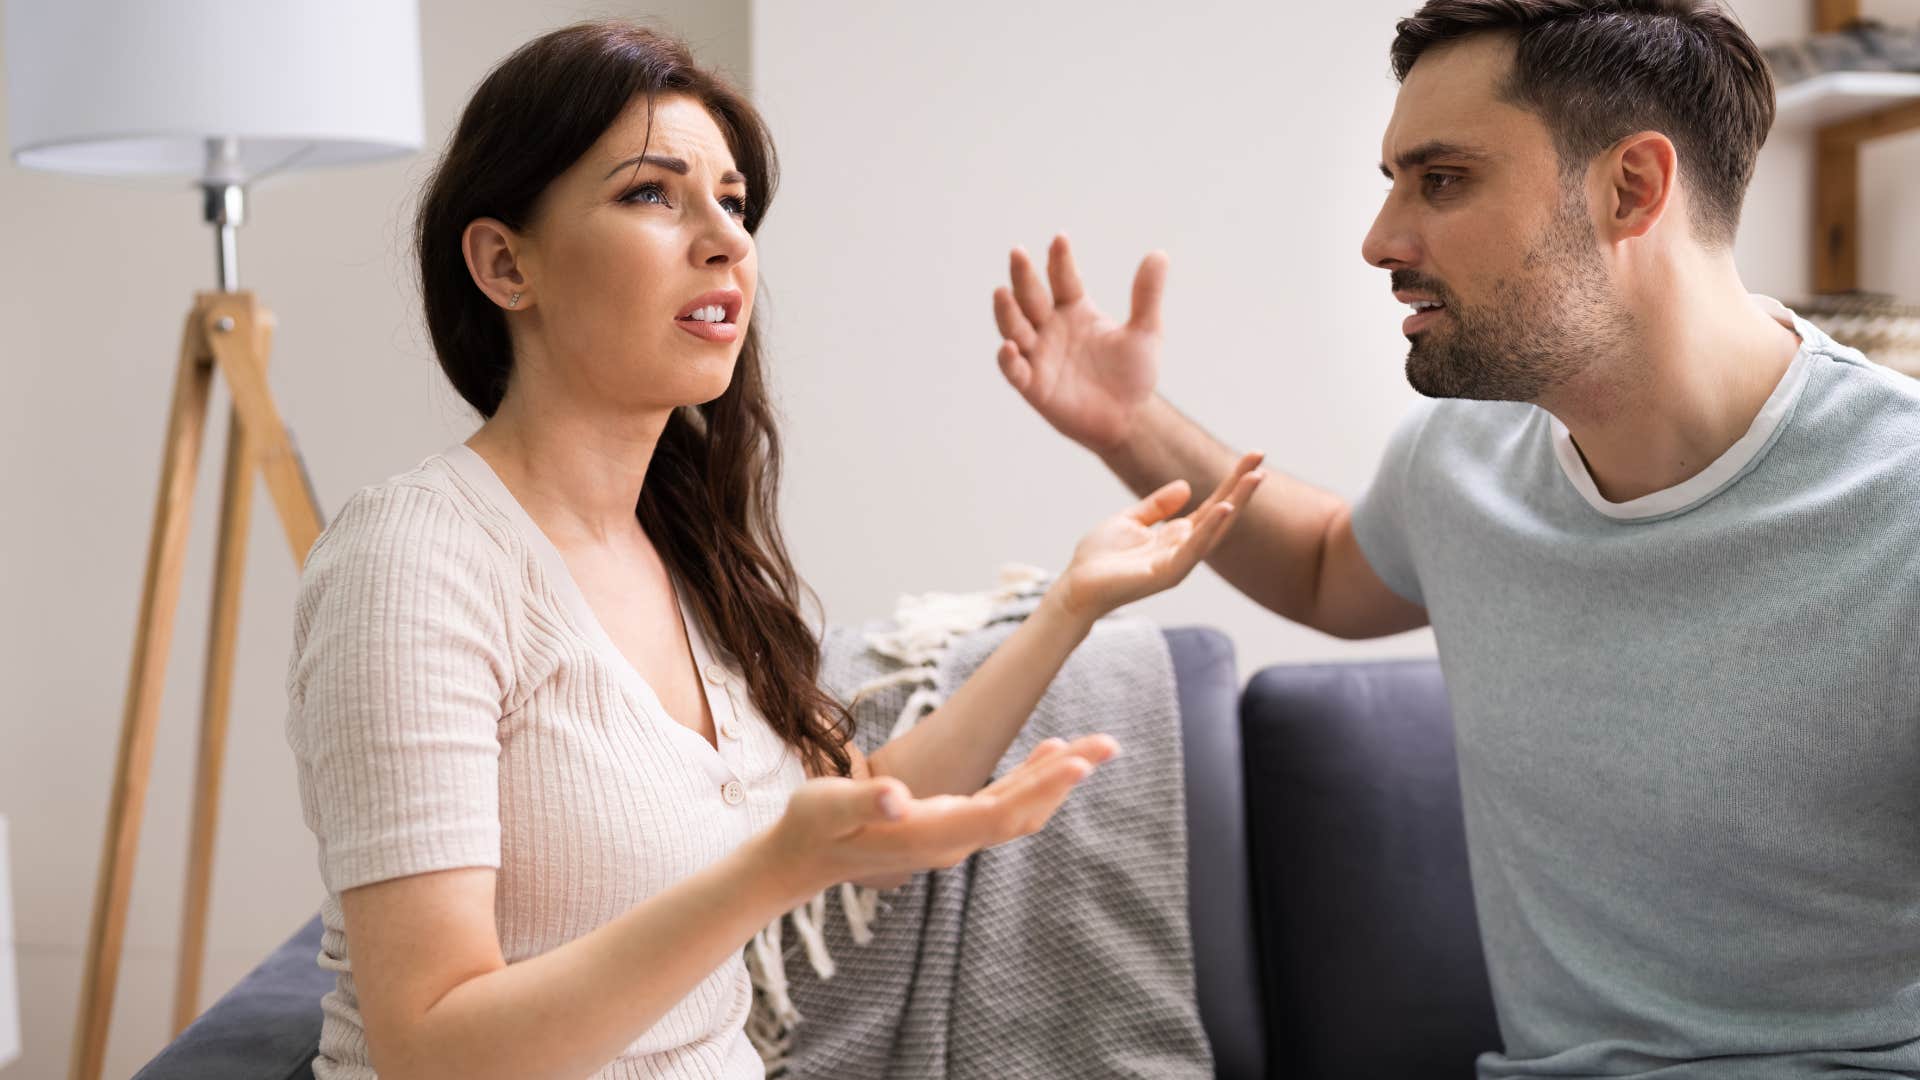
[1796, 343, 1920, 448]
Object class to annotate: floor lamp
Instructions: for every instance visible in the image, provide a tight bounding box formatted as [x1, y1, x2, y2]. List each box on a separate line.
[1, 3, 422, 1077]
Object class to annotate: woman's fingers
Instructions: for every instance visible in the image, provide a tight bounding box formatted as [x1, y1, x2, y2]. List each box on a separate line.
[1060, 733, 1122, 766]
[1128, 479, 1193, 527]
[803, 775, 912, 842]
[1009, 246, 1054, 327]
[845, 735, 1116, 874]
[1023, 736, 1069, 765]
[1191, 451, 1265, 520]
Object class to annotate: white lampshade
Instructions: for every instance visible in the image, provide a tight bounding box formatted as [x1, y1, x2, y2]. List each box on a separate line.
[4, 0, 423, 182]
[0, 815, 19, 1069]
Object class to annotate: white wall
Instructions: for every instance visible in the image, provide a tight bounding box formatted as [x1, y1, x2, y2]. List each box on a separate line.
[0, 3, 748, 1077]
[753, 0, 1920, 680]
[3, 1, 1919, 1077]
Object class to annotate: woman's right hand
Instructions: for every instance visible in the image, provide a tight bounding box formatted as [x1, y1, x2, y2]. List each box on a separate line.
[765, 734, 1120, 899]
[992, 234, 1167, 456]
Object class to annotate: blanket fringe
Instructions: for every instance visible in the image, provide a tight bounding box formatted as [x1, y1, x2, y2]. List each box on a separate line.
[747, 564, 1050, 1072]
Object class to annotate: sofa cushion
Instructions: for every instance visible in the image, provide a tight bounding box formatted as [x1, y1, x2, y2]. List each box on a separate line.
[1241, 658, 1500, 1078]
[132, 914, 329, 1080]
[1167, 626, 1266, 1079]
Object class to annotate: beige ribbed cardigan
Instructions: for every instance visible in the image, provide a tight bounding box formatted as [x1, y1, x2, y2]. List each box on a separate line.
[286, 445, 803, 1079]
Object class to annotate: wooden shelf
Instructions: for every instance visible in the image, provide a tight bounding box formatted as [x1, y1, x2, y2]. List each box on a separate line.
[1776, 71, 1920, 129]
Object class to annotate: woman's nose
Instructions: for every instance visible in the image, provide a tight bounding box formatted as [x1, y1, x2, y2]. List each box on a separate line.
[693, 205, 751, 268]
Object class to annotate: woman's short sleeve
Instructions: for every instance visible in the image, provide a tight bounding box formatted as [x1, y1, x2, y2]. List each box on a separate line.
[286, 482, 513, 893]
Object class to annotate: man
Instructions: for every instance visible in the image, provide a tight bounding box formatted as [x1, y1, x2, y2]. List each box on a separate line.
[990, 1, 1919, 1076]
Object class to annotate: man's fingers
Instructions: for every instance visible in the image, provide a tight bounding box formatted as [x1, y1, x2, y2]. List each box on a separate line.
[998, 341, 1034, 394]
[1009, 246, 1053, 327]
[1127, 251, 1169, 335]
[1127, 479, 1192, 526]
[993, 286, 1038, 353]
[1047, 233, 1085, 307]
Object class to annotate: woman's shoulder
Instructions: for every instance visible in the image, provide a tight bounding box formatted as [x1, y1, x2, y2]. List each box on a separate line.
[288, 454, 528, 705]
[305, 453, 521, 588]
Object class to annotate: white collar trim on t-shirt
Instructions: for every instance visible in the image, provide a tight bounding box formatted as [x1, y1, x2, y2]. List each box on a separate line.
[1548, 295, 1813, 521]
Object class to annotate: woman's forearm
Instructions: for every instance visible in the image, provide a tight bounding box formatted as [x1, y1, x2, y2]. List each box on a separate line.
[867, 590, 1095, 797]
[382, 832, 816, 1080]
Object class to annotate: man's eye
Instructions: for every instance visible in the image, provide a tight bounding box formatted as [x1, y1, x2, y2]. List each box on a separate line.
[1424, 173, 1463, 193]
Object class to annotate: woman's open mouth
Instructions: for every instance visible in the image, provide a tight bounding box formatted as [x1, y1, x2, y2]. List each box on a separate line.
[675, 289, 743, 343]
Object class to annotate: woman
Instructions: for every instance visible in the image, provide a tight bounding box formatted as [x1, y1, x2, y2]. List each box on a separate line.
[286, 20, 1263, 1080]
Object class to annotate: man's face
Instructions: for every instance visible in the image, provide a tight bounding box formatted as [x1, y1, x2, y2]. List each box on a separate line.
[1362, 35, 1631, 403]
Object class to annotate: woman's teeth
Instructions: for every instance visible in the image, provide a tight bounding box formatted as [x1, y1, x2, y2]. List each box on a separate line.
[683, 305, 728, 323]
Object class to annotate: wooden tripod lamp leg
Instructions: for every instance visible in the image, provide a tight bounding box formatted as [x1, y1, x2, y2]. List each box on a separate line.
[171, 294, 324, 1034]
[170, 401, 255, 1037]
[202, 295, 322, 561]
[70, 302, 217, 1080]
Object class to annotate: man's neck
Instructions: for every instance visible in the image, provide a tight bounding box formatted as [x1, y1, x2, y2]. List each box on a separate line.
[1540, 260, 1801, 504]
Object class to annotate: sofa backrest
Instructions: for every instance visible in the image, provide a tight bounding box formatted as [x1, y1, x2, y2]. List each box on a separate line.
[1239, 658, 1501, 1078]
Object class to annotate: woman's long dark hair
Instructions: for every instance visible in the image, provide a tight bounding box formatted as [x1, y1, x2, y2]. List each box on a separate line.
[416, 21, 852, 777]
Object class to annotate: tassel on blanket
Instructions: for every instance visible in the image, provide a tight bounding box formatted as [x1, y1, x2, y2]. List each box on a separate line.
[858, 563, 1049, 739]
[745, 918, 797, 1073]
[746, 565, 1051, 1072]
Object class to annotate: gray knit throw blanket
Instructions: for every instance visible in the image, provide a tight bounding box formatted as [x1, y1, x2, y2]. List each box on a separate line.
[745, 570, 1213, 1079]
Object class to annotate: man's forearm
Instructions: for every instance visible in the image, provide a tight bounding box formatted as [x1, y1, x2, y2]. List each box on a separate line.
[1097, 395, 1347, 626]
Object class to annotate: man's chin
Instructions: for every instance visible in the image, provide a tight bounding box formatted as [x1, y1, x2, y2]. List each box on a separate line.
[1405, 342, 1489, 401]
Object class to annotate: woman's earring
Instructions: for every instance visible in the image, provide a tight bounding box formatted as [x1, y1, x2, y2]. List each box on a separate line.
[508, 291, 522, 308]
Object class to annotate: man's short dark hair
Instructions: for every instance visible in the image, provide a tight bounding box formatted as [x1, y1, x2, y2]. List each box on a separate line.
[1390, 0, 1775, 247]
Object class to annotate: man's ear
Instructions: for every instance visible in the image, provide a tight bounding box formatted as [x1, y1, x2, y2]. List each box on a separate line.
[463, 217, 533, 311]
[1603, 131, 1677, 243]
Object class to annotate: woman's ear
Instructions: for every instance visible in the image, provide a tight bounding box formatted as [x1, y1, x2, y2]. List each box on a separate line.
[1603, 131, 1676, 243]
[463, 217, 533, 311]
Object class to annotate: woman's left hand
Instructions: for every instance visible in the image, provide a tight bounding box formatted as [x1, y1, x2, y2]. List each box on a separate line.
[1051, 451, 1265, 622]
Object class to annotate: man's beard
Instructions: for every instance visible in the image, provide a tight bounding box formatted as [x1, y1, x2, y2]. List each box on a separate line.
[1399, 192, 1633, 403]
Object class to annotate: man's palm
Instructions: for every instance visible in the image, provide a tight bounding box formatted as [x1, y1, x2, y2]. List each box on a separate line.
[993, 235, 1167, 454]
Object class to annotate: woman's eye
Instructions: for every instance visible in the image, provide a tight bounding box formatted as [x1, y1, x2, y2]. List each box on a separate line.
[720, 194, 748, 218]
[623, 181, 670, 206]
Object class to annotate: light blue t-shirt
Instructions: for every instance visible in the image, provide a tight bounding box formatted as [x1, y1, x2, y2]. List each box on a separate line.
[1351, 300, 1920, 1079]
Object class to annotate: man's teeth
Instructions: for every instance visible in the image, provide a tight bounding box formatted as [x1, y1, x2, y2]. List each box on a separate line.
[684, 305, 728, 323]
[1409, 300, 1444, 312]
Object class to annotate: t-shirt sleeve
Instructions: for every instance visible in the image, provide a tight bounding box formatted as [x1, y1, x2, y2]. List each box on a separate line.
[1348, 400, 1436, 608]
[285, 482, 512, 893]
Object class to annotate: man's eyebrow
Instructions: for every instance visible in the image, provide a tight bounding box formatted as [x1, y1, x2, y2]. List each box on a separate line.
[603, 153, 746, 185]
[1379, 141, 1494, 179]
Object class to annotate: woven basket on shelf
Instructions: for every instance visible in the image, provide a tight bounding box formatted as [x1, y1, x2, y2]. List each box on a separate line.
[1789, 292, 1920, 378]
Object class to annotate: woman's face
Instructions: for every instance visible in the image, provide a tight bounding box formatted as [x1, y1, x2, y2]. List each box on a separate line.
[506, 93, 756, 412]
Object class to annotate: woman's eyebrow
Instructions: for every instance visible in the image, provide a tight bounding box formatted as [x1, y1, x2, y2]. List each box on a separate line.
[603, 152, 745, 185]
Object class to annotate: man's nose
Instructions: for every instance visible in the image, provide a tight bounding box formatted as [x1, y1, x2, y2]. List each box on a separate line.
[1362, 197, 1419, 270]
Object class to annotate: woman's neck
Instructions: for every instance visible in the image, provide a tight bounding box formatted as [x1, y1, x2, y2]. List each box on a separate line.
[465, 385, 672, 552]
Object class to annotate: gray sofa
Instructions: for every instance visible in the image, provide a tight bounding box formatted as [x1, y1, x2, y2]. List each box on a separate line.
[135, 627, 1501, 1080]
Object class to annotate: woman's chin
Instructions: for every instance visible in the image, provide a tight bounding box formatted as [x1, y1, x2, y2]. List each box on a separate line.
[663, 363, 740, 408]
